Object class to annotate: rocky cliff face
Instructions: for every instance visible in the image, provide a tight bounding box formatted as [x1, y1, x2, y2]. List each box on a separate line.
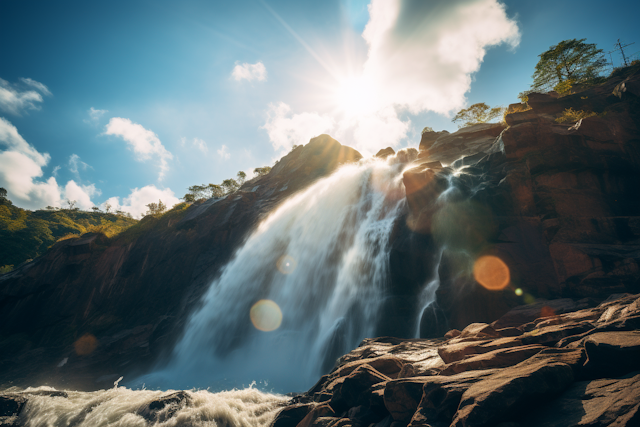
[0, 135, 362, 390]
[1, 64, 640, 394]
[396, 64, 640, 338]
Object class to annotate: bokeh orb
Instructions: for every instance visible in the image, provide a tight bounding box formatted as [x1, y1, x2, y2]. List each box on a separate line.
[473, 255, 510, 290]
[515, 288, 523, 296]
[276, 255, 297, 274]
[74, 333, 97, 356]
[250, 300, 283, 332]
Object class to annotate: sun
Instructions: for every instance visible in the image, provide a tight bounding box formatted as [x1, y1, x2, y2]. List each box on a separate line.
[333, 75, 376, 117]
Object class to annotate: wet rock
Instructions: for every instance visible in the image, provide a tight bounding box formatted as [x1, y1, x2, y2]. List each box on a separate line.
[375, 148, 395, 159]
[297, 404, 335, 427]
[0, 395, 27, 417]
[440, 344, 545, 376]
[136, 391, 192, 423]
[492, 298, 593, 329]
[330, 364, 390, 411]
[521, 373, 640, 427]
[520, 322, 595, 346]
[438, 336, 523, 364]
[451, 361, 575, 427]
[271, 403, 314, 427]
[411, 370, 498, 426]
[583, 331, 640, 377]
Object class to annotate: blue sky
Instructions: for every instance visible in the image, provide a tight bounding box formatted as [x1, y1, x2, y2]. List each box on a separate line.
[1, 0, 639, 216]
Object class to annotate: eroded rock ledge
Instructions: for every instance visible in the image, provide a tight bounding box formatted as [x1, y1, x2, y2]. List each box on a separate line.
[271, 293, 640, 427]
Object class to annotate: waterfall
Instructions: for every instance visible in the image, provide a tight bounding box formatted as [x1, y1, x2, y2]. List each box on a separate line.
[143, 156, 412, 392]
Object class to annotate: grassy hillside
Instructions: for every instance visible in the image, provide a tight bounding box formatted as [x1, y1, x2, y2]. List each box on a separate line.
[0, 199, 137, 271]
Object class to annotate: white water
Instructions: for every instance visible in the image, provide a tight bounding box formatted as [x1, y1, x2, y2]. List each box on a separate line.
[141, 157, 412, 392]
[9, 385, 287, 427]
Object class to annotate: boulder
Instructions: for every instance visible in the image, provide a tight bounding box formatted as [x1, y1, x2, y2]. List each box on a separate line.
[451, 361, 575, 427]
[375, 147, 395, 159]
[521, 373, 640, 427]
[271, 404, 315, 427]
[584, 331, 640, 377]
[136, 391, 192, 423]
[440, 344, 544, 376]
[330, 364, 390, 411]
[438, 337, 523, 364]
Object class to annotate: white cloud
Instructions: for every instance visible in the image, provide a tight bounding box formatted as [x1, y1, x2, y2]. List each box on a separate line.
[0, 118, 103, 210]
[232, 61, 267, 82]
[0, 77, 51, 115]
[180, 136, 208, 154]
[52, 165, 61, 177]
[104, 117, 173, 180]
[217, 144, 231, 160]
[103, 185, 180, 218]
[361, 0, 520, 115]
[85, 107, 108, 124]
[68, 153, 91, 179]
[193, 138, 208, 154]
[20, 78, 52, 96]
[63, 180, 100, 210]
[261, 0, 519, 155]
[262, 102, 335, 152]
[0, 118, 60, 209]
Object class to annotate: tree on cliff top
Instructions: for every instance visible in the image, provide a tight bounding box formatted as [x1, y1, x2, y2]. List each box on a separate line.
[532, 38, 607, 92]
[452, 103, 504, 128]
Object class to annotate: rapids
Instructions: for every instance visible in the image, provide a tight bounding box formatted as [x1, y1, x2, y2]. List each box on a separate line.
[5, 385, 287, 427]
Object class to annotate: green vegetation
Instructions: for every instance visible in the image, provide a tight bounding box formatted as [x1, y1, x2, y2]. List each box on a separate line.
[554, 108, 597, 123]
[421, 126, 434, 134]
[531, 38, 607, 93]
[254, 166, 272, 177]
[452, 103, 505, 128]
[182, 169, 268, 202]
[0, 188, 137, 271]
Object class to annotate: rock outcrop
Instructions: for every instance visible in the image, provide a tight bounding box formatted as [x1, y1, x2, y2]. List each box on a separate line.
[270, 293, 640, 427]
[396, 63, 640, 336]
[0, 135, 362, 390]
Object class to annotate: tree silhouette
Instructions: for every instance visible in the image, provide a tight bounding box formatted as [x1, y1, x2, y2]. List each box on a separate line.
[452, 103, 504, 128]
[532, 38, 607, 92]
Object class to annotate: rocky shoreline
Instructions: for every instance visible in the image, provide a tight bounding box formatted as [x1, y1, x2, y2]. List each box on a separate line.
[2, 293, 638, 426]
[272, 292, 640, 427]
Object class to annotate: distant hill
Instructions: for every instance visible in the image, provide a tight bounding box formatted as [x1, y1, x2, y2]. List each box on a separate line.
[0, 199, 137, 271]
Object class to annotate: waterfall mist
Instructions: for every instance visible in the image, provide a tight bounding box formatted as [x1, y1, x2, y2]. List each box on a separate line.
[141, 156, 417, 392]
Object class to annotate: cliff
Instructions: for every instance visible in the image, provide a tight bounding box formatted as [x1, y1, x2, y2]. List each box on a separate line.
[1, 63, 640, 397]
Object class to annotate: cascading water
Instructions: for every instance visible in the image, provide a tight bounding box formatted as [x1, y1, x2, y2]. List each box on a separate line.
[143, 156, 413, 392]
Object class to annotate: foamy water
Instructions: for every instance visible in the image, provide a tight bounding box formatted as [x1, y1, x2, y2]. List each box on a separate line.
[8, 385, 288, 427]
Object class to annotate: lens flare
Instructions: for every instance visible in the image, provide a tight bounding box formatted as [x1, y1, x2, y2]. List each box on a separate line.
[74, 333, 97, 356]
[515, 288, 523, 296]
[473, 255, 510, 290]
[276, 255, 297, 274]
[250, 300, 283, 332]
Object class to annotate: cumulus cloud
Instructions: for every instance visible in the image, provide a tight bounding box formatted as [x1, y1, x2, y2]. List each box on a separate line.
[262, 102, 335, 152]
[262, 0, 519, 154]
[103, 185, 180, 218]
[217, 144, 231, 160]
[0, 117, 59, 208]
[104, 117, 173, 180]
[63, 180, 99, 210]
[232, 61, 267, 82]
[0, 77, 51, 115]
[85, 107, 108, 124]
[361, 0, 520, 115]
